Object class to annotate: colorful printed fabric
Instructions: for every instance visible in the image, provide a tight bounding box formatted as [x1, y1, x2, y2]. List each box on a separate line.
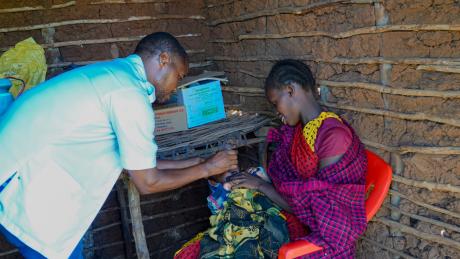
[267, 118, 368, 258]
[207, 181, 231, 215]
[207, 167, 270, 215]
[290, 124, 319, 179]
[174, 233, 204, 259]
[200, 188, 289, 259]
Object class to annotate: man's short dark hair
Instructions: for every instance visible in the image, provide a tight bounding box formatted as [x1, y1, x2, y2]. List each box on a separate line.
[135, 32, 188, 63]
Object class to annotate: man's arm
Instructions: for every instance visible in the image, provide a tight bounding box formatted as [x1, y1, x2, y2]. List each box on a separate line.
[156, 157, 204, 170]
[129, 150, 237, 194]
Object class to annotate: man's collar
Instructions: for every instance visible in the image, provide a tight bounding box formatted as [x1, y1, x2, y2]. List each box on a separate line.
[125, 54, 156, 103]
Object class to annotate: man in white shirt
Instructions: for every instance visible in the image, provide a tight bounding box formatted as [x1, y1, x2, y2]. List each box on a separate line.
[0, 32, 237, 258]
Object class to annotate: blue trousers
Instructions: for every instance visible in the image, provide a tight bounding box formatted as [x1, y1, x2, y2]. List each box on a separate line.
[0, 224, 83, 259]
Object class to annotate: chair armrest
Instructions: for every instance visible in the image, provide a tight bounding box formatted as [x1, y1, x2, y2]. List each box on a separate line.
[278, 240, 323, 259]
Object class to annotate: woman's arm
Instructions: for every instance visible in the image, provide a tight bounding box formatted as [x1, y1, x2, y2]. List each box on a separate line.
[258, 181, 293, 213]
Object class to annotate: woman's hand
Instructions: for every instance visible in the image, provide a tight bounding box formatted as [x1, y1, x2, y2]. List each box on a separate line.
[228, 172, 266, 191]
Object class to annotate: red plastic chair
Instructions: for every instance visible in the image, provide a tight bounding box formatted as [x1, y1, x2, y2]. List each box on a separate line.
[278, 150, 393, 259]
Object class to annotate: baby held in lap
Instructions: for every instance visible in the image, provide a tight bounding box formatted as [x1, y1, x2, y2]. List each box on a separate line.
[174, 166, 289, 259]
[207, 167, 271, 214]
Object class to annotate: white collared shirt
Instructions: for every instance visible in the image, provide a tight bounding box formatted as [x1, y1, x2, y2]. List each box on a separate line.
[0, 54, 157, 258]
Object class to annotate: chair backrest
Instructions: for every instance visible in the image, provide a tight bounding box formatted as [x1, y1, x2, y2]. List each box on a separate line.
[364, 150, 392, 222]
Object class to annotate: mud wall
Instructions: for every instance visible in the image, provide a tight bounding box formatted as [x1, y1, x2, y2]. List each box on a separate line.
[205, 0, 460, 258]
[0, 1, 210, 258]
[1, 0, 460, 258]
[0, 0, 210, 77]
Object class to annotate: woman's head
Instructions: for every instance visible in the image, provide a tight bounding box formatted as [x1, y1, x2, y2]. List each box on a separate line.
[265, 59, 318, 126]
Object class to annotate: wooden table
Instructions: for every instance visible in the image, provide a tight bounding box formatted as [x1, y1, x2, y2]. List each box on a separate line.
[125, 114, 271, 258]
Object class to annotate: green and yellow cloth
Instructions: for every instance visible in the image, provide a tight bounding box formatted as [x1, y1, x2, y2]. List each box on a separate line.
[199, 188, 289, 259]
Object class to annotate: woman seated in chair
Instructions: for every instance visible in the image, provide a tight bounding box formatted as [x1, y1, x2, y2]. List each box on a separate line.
[228, 59, 368, 258]
[176, 60, 368, 259]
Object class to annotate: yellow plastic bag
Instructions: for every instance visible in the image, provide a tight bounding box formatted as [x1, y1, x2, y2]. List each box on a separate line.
[0, 37, 47, 98]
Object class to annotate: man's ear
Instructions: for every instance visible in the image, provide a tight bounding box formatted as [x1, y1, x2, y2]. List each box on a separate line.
[158, 52, 171, 68]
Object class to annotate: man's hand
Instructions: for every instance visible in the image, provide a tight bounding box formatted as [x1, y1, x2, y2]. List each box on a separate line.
[204, 150, 238, 177]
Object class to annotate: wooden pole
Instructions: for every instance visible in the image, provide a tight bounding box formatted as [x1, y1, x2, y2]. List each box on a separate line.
[116, 178, 135, 259]
[126, 179, 150, 259]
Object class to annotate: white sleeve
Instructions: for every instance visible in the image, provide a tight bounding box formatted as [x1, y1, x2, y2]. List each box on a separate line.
[107, 89, 157, 170]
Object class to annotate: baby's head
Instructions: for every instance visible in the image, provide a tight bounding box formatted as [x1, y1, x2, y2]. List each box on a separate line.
[209, 171, 233, 190]
[210, 171, 232, 184]
[210, 167, 270, 191]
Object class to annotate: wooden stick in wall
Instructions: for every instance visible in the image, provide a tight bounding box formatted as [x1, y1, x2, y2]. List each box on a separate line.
[206, 0, 234, 8]
[360, 236, 417, 259]
[222, 82, 460, 99]
[322, 101, 460, 128]
[224, 66, 460, 81]
[127, 179, 150, 259]
[42, 34, 201, 49]
[375, 217, 460, 249]
[238, 24, 460, 41]
[210, 56, 460, 66]
[318, 80, 460, 98]
[324, 57, 460, 66]
[382, 204, 460, 233]
[210, 55, 312, 62]
[392, 175, 460, 193]
[361, 139, 460, 155]
[417, 65, 460, 74]
[48, 60, 213, 69]
[223, 104, 460, 155]
[0, 15, 205, 33]
[208, 0, 378, 26]
[221, 86, 264, 95]
[390, 190, 460, 219]
[90, 0, 176, 4]
[0, 35, 203, 52]
[0, 1, 75, 14]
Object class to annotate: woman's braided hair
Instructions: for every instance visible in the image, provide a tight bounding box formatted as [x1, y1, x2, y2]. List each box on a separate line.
[265, 59, 317, 97]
